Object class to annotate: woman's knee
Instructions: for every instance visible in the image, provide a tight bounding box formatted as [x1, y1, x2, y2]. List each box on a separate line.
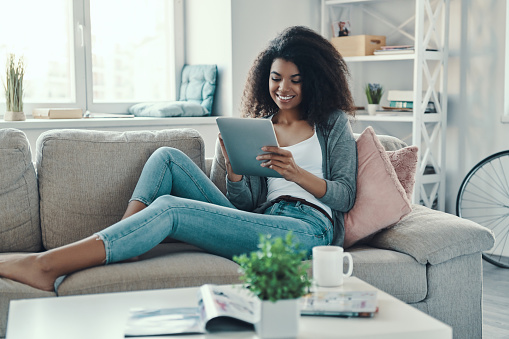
[152, 147, 190, 164]
[152, 146, 180, 159]
[151, 194, 175, 207]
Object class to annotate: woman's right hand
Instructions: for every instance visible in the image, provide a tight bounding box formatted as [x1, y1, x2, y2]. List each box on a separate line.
[218, 133, 243, 182]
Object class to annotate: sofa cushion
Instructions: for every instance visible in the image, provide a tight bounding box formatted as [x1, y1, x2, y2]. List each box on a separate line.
[0, 128, 41, 252]
[179, 64, 217, 114]
[128, 101, 208, 117]
[56, 243, 241, 296]
[36, 128, 205, 249]
[387, 146, 418, 200]
[353, 131, 408, 151]
[369, 204, 496, 265]
[346, 246, 427, 303]
[343, 127, 413, 248]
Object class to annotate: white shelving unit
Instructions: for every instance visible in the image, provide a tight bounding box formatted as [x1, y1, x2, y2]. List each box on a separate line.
[322, 0, 450, 211]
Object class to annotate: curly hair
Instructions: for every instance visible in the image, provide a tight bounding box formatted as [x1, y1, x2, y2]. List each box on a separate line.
[241, 26, 355, 128]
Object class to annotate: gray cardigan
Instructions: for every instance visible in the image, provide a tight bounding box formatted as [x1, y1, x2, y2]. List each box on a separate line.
[226, 110, 358, 246]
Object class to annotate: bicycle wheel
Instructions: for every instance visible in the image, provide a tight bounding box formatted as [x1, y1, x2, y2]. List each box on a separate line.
[456, 150, 509, 268]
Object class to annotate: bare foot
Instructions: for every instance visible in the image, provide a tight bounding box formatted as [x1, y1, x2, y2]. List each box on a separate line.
[0, 254, 58, 292]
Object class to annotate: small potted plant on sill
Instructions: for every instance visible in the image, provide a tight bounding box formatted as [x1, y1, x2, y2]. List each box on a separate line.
[365, 83, 384, 116]
[234, 232, 311, 339]
[3, 54, 26, 121]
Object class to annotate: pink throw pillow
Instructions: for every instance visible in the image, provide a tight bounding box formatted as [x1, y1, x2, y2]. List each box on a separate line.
[343, 127, 413, 248]
[387, 146, 418, 200]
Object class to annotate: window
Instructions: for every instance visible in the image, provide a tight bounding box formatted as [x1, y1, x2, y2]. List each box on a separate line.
[0, 0, 75, 103]
[0, 0, 183, 115]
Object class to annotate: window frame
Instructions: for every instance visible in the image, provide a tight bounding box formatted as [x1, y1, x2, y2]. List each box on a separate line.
[4, 0, 184, 116]
[81, 0, 184, 114]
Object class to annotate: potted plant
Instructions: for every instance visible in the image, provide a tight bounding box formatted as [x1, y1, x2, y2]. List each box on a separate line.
[3, 54, 26, 121]
[234, 232, 311, 339]
[365, 83, 384, 115]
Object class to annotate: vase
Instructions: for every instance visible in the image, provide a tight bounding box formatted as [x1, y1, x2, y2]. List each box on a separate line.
[367, 104, 379, 116]
[4, 111, 26, 121]
[255, 298, 299, 339]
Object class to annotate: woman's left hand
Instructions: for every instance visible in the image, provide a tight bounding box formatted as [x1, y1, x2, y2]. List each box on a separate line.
[256, 146, 302, 183]
[258, 146, 327, 198]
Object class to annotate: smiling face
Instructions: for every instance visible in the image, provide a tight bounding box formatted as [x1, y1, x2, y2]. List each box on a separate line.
[268, 58, 303, 114]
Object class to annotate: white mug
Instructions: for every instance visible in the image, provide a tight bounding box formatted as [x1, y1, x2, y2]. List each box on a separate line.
[312, 246, 353, 287]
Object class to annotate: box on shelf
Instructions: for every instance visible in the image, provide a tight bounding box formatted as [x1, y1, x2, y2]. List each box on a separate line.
[331, 35, 386, 57]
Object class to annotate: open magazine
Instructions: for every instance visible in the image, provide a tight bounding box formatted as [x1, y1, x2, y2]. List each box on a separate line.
[124, 284, 260, 337]
[301, 290, 378, 318]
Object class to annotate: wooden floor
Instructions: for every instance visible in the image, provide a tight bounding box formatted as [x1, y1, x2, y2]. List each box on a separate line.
[482, 261, 509, 338]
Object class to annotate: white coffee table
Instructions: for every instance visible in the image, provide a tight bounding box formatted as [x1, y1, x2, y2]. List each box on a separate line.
[6, 277, 451, 339]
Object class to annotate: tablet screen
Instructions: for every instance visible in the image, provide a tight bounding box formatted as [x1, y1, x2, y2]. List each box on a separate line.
[216, 117, 282, 177]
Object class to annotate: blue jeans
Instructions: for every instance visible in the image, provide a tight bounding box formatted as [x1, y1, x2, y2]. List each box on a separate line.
[96, 147, 333, 264]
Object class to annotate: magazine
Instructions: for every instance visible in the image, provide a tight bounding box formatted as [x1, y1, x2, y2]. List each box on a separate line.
[300, 290, 378, 317]
[124, 284, 259, 337]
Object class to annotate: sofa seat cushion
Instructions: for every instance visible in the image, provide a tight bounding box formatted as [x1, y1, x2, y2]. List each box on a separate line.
[36, 128, 205, 250]
[56, 243, 241, 296]
[346, 246, 427, 303]
[0, 128, 41, 252]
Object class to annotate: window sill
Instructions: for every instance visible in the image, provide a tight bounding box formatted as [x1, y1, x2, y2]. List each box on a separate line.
[0, 116, 218, 130]
[501, 115, 509, 124]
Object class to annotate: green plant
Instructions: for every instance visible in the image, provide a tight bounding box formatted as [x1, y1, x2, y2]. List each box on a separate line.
[233, 232, 311, 302]
[4, 54, 25, 112]
[365, 83, 384, 104]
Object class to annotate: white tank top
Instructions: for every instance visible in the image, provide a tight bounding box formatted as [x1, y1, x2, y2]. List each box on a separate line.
[266, 131, 332, 218]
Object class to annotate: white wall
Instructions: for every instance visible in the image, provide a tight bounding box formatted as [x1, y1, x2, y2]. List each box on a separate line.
[230, 0, 321, 116]
[446, 0, 508, 213]
[185, 0, 233, 117]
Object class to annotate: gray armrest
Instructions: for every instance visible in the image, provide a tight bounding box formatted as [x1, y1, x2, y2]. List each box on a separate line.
[368, 205, 495, 265]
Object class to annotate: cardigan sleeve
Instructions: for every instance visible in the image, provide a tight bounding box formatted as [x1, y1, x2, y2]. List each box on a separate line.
[318, 114, 358, 212]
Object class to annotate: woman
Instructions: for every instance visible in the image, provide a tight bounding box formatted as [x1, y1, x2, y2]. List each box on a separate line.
[0, 26, 357, 292]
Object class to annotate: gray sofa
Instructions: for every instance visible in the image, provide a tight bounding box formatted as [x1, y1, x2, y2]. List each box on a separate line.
[0, 127, 495, 339]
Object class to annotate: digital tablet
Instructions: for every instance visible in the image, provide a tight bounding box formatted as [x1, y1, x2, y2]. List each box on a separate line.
[216, 117, 282, 178]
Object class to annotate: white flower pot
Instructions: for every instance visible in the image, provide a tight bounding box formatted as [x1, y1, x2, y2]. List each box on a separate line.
[367, 104, 379, 116]
[255, 298, 299, 339]
[4, 111, 26, 121]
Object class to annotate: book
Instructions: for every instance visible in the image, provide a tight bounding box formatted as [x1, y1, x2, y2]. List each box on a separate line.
[374, 45, 414, 55]
[389, 101, 414, 108]
[124, 284, 259, 337]
[374, 49, 414, 55]
[387, 90, 425, 102]
[33, 108, 83, 119]
[387, 101, 436, 113]
[300, 290, 378, 317]
[380, 45, 414, 50]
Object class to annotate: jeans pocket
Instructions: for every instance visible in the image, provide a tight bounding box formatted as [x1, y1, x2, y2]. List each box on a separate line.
[295, 204, 332, 238]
